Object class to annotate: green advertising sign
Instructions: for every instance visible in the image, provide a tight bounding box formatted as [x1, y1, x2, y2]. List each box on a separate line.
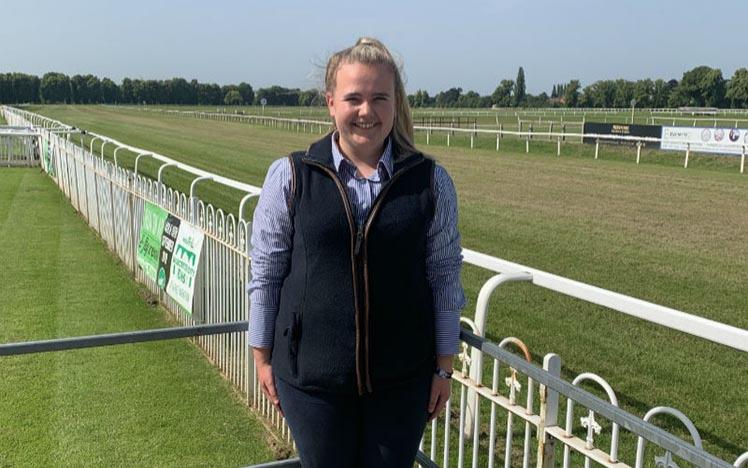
[42, 139, 55, 176]
[136, 202, 168, 282]
[136, 202, 204, 314]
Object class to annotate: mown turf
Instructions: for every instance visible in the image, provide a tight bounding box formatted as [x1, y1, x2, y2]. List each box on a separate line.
[0, 169, 273, 466]
[23, 105, 748, 462]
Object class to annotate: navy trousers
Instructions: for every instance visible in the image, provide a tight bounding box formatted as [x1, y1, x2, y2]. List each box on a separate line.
[276, 375, 432, 468]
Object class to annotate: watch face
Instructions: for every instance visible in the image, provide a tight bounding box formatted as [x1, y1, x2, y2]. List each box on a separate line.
[714, 128, 724, 142]
[701, 129, 711, 142]
[729, 129, 740, 142]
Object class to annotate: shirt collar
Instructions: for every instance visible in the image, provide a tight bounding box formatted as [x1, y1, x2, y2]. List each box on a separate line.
[331, 132, 393, 180]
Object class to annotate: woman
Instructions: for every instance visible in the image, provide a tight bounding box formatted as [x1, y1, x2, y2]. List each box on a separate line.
[248, 37, 465, 467]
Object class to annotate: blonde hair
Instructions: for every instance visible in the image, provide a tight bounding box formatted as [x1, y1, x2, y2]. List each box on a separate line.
[325, 37, 418, 156]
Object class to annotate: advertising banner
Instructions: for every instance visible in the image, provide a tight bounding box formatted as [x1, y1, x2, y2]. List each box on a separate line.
[583, 122, 662, 146]
[661, 126, 748, 156]
[165, 220, 204, 313]
[42, 139, 55, 176]
[136, 202, 168, 282]
[136, 203, 205, 313]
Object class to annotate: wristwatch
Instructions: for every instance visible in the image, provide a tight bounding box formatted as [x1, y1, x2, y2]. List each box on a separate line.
[435, 367, 453, 379]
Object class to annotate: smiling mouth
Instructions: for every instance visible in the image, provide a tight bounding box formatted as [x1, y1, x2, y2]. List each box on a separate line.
[353, 122, 377, 129]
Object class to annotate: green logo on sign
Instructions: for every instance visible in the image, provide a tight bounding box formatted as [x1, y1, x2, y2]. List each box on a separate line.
[157, 267, 166, 288]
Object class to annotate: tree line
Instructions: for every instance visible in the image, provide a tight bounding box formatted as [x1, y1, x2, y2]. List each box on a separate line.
[410, 66, 748, 109]
[1, 65, 747, 108]
[0, 73, 324, 107]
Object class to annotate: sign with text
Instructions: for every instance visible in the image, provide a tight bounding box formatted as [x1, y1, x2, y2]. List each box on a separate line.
[583, 122, 662, 146]
[165, 220, 204, 313]
[661, 126, 748, 156]
[137, 202, 168, 282]
[136, 203, 204, 313]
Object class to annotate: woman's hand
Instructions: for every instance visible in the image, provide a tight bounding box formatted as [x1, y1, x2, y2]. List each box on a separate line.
[253, 347, 283, 416]
[428, 355, 454, 422]
[428, 376, 451, 422]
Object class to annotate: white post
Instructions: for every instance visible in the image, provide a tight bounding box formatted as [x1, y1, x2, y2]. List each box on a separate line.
[496, 133, 500, 151]
[470, 133, 474, 149]
[684, 143, 690, 168]
[636, 141, 642, 164]
[557, 137, 561, 156]
[741, 146, 745, 174]
[525, 137, 529, 153]
[595, 139, 599, 159]
[447, 133, 450, 147]
[426, 131, 430, 145]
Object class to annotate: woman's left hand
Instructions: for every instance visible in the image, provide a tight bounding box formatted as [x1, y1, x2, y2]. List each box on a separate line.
[428, 375, 451, 422]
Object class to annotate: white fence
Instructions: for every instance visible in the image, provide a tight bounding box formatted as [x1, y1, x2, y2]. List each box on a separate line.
[123, 106, 748, 173]
[3, 105, 746, 467]
[0, 126, 39, 166]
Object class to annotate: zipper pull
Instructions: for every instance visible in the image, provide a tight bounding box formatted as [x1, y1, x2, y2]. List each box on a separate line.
[354, 229, 363, 256]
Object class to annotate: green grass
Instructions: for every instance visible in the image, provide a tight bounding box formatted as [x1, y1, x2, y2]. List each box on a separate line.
[0, 169, 274, 466]
[22, 105, 748, 463]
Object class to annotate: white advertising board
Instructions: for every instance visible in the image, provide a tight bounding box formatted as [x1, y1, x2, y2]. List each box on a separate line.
[661, 126, 748, 156]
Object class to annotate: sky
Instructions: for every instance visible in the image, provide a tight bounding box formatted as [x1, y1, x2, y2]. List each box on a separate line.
[2, 0, 746, 96]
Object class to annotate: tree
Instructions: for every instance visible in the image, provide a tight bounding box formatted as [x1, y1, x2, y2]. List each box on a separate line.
[101, 78, 119, 103]
[651, 79, 671, 108]
[223, 89, 243, 105]
[237, 82, 254, 106]
[457, 90, 481, 108]
[525, 93, 549, 108]
[120, 78, 134, 103]
[298, 89, 321, 106]
[633, 79, 654, 108]
[40, 72, 71, 103]
[513, 67, 526, 106]
[167, 78, 195, 105]
[1, 73, 40, 103]
[197, 83, 222, 105]
[254, 86, 300, 106]
[434, 87, 462, 107]
[563, 80, 580, 107]
[726, 68, 748, 108]
[84, 75, 102, 103]
[669, 66, 725, 107]
[491, 80, 513, 107]
[410, 89, 432, 107]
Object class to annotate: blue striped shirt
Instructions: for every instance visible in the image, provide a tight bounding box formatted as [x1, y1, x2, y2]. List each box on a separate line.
[248, 134, 465, 355]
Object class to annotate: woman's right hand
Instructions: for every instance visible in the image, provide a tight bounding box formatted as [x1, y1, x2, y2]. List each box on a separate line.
[253, 347, 283, 416]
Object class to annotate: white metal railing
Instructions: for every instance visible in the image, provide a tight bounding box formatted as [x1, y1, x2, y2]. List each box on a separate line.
[3, 105, 745, 467]
[123, 106, 748, 173]
[0, 126, 39, 166]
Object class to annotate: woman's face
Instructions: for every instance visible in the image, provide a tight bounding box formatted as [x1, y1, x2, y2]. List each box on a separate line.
[326, 62, 396, 160]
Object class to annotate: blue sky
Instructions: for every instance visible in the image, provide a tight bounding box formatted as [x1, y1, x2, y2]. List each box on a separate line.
[2, 0, 746, 95]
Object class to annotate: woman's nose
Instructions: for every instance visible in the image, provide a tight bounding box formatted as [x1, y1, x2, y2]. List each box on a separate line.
[358, 100, 372, 116]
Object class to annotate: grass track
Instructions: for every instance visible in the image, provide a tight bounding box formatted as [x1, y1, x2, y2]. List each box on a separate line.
[22, 105, 748, 462]
[0, 169, 273, 466]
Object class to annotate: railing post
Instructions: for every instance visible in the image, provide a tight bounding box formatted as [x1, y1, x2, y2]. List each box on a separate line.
[636, 141, 642, 164]
[536, 353, 561, 468]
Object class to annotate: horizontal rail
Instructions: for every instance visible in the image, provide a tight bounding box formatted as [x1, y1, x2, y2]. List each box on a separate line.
[462, 249, 747, 352]
[0, 321, 249, 356]
[132, 106, 748, 150]
[460, 329, 733, 468]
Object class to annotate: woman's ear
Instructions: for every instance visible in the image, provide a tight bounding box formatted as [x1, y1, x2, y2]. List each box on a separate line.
[325, 92, 335, 117]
